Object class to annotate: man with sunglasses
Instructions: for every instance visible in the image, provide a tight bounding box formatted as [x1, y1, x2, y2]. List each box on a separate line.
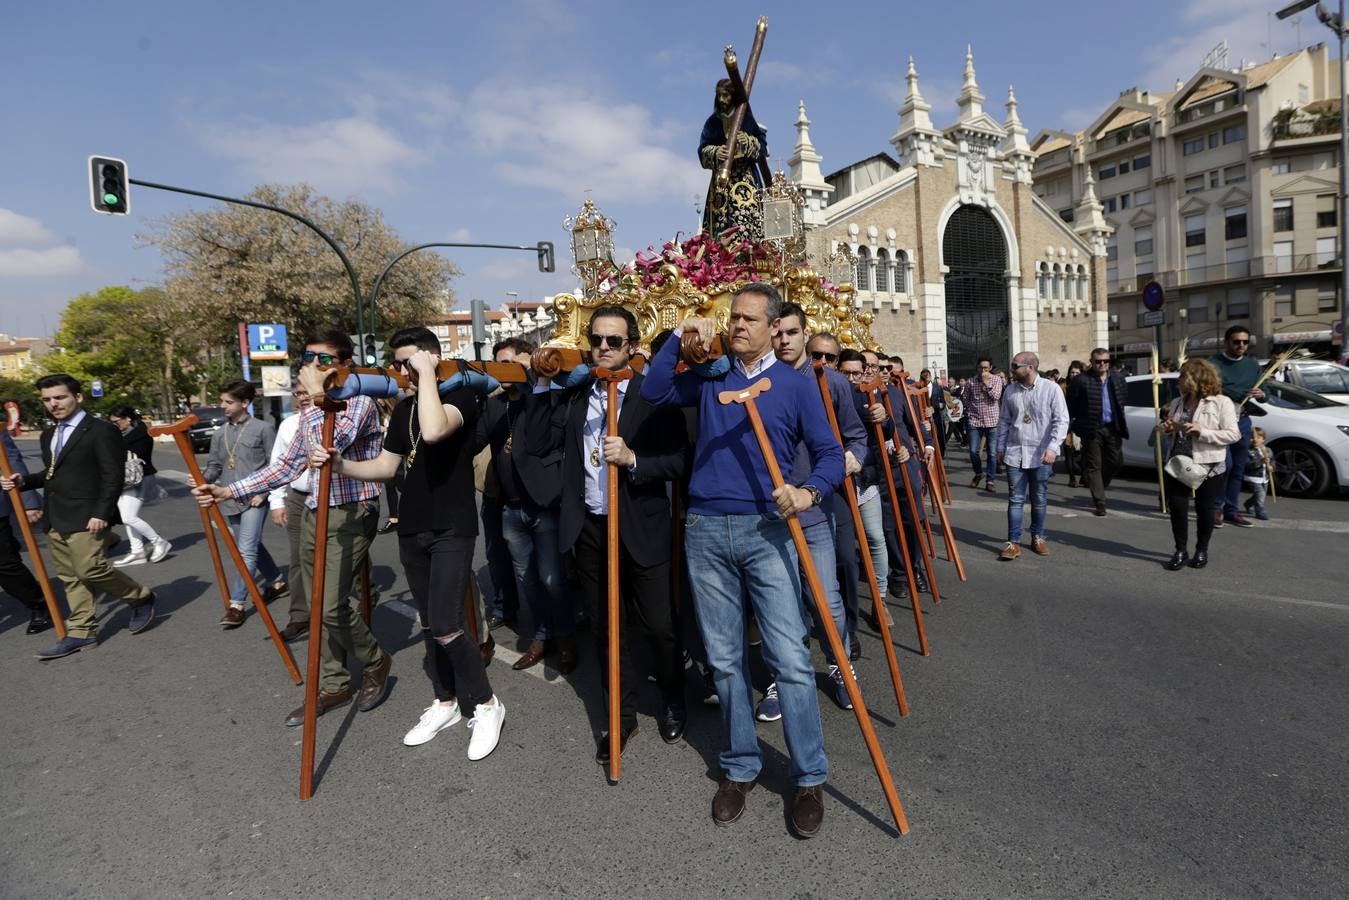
[1212, 325, 1261, 528]
[194, 330, 393, 727]
[1066, 348, 1129, 517]
[770, 309, 867, 711]
[995, 352, 1069, 560]
[558, 307, 689, 763]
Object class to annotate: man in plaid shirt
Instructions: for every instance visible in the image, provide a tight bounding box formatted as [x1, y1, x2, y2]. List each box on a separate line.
[964, 357, 1004, 492]
[194, 329, 392, 727]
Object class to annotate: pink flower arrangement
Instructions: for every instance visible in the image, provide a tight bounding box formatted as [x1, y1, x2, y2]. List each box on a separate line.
[617, 229, 792, 293]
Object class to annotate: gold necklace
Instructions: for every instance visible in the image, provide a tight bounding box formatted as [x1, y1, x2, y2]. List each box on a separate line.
[405, 403, 421, 471]
[223, 417, 250, 469]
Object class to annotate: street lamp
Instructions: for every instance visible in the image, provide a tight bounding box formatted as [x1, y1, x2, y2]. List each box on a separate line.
[564, 198, 617, 297]
[1277, 0, 1348, 361]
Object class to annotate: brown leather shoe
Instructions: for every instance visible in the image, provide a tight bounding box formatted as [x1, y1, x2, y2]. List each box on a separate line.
[284, 687, 353, 726]
[969, 476, 980, 489]
[480, 634, 495, 667]
[280, 621, 309, 643]
[712, 778, 757, 826]
[513, 639, 546, 670]
[262, 581, 288, 604]
[791, 785, 825, 837]
[1031, 537, 1050, 556]
[218, 606, 246, 628]
[998, 543, 1021, 561]
[356, 653, 392, 712]
[555, 637, 578, 675]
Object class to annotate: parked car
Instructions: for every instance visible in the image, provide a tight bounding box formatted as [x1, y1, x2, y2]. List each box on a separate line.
[188, 406, 227, 453]
[1276, 358, 1349, 404]
[1120, 374, 1349, 498]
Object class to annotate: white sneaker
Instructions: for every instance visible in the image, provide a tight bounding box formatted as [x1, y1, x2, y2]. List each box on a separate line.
[466, 697, 505, 760]
[148, 539, 172, 563]
[402, 700, 461, 746]
[112, 550, 148, 568]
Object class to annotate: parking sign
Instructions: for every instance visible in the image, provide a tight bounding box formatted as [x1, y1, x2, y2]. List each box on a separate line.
[247, 324, 288, 361]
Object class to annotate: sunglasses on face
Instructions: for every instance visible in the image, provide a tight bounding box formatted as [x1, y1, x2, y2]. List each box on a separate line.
[1093, 358, 1111, 365]
[1229, 339, 1250, 346]
[301, 350, 337, 366]
[1011, 362, 1032, 370]
[390, 358, 412, 371]
[810, 351, 839, 363]
[588, 334, 626, 350]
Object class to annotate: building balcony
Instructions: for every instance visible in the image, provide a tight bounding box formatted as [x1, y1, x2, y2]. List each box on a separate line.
[1108, 254, 1341, 295]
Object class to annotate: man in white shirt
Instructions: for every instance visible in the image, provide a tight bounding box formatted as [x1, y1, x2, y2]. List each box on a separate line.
[269, 380, 313, 642]
[995, 352, 1069, 560]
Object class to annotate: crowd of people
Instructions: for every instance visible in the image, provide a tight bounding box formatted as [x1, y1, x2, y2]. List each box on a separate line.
[0, 297, 1277, 837]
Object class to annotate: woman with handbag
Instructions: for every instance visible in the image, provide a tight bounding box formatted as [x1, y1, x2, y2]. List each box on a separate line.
[1156, 359, 1239, 571]
[108, 406, 172, 567]
[1060, 361, 1084, 487]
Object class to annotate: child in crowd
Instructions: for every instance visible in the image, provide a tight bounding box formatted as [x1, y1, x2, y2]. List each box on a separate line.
[1243, 427, 1272, 521]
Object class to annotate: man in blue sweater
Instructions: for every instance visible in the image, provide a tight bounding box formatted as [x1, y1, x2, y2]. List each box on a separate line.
[1212, 324, 1262, 528]
[641, 284, 844, 838]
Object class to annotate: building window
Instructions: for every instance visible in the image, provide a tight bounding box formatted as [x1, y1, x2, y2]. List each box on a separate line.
[1059, 208, 1075, 223]
[1299, 83, 1310, 104]
[1273, 198, 1293, 232]
[1119, 194, 1131, 210]
[1187, 249, 1207, 272]
[1208, 132, 1220, 149]
[1316, 236, 1337, 266]
[1134, 226, 1153, 257]
[1188, 293, 1209, 324]
[1077, 265, 1088, 301]
[1224, 206, 1248, 241]
[1136, 259, 1153, 282]
[1184, 174, 1205, 193]
[1223, 164, 1246, 184]
[1185, 214, 1206, 247]
[1134, 153, 1151, 170]
[1099, 165, 1116, 180]
[1119, 160, 1130, 174]
[1227, 286, 1251, 318]
[1317, 194, 1337, 229]
[1314, 151, 1336, 170]
[1319, 283, 1338, 312]
[855, 246, 871, 291]
[1037, 263, 1049, 298]
[1135, 188, 1152, 206]
[1272, 158, 1291, 175]
[874, 248, 889, 292]
[1273, 240, 1294, 274]
[1183, 137, 1205, 156]
[1273, 286, 1293, 318]
[1209, 170, 1220, 189]
[895, 250, 909, 293]
[1222, 124, 1246, 144]
[1106, 238, 1118, 262]
[1052, 264, 1063, 300]
[1103, 197, 1117, 213]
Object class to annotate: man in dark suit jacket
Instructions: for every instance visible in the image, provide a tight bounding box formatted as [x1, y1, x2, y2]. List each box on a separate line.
[558, 307, 689, 762]
[1066, 348, 1130, 516]
[1, 375, 155, 658]
[0, 430, 52, 633]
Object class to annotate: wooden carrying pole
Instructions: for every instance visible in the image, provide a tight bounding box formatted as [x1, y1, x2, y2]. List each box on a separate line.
[718, 376, 908, 834]
[888, 379, 938, 558]
[874, 387, 944, 604]
[810, 364, 909, 714]
[0, 450, 66, 639]
[300, 398, 343, 801]
[914, 389, 953, 504]
[596, 365, 632, 782]
[889, 386, 966, 583]
[149, 419, 231, 612]
[859, 381, 933, 652]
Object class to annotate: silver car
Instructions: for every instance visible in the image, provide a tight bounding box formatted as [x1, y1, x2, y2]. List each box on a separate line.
[1121, 374, 1349, 498]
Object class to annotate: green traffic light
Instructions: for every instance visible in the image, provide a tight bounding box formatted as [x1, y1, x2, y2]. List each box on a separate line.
[103, 193, 120, 205]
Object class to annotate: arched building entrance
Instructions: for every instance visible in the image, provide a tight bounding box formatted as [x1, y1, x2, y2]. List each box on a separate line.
[943, 205, 1009, 376]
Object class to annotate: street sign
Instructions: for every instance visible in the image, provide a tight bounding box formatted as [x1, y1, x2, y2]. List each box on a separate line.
[248, 323, 288, 361]
[90, 379, 104, 398]
[1142, 310, 1165, 327]
[260, 365, 291, 398]
[1142, 281, 1165, 311]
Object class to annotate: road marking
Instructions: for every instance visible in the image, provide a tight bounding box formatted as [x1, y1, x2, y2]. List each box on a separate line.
[1193, 589, 1349, 612]
[947, 497, 1349, 533]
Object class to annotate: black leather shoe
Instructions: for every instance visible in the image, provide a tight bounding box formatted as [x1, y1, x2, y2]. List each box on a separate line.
[913, 570, 929, 593]
[791, 785, 825, 838]
[1188, 550, 1208, 569]
[486, 615, 505, 631]
[1164, 551, 1189, 571]
[595, 723, 638, 764]
[555, 637, 578, 675]
[658, 703, 687, 743]
[26, 607, 53, 635]
[849, 634, 862, 661]
[712, 778, 756, 826]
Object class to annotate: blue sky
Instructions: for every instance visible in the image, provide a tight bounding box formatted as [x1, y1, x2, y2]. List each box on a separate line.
[0, 0, 1311, 337]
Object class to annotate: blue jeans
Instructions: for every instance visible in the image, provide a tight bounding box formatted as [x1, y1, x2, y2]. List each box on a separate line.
[1223, 415, 1254, 516]
[968, 425, 999, 482]
[684, 512, 827, 787]
[228, 504, 280, 608]
[857, 493, 887, 596]
[500, 505, 571, 641]
[801, 517, 847, 664]
[1006, 464, 1053, 543]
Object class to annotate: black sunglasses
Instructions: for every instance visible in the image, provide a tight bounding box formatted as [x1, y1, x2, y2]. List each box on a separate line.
[1093, 357, 1111, 364]
[810, 351, 839, 363]
[1230, 338, 1250, 345]
[588, 334, 626, 349]
[301, 350, 338, 366]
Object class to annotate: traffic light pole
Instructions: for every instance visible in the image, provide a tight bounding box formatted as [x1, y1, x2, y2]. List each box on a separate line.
[367, 241, 554, 329]
[127, 178, 369, 345]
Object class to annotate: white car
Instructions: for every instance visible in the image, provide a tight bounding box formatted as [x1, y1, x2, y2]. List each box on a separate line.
[1120, 374, 1349, 498]
[1276, 359, 1349, 404]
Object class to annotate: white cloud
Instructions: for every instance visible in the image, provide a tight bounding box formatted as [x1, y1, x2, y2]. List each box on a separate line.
[1142, 0, 1295, 90]
[0, 209, 55, 244]
[197, 115, 425, 193]
[448, 227, 473, 242]
[0, 246, 81, 277]
[463, 80, 706, 204]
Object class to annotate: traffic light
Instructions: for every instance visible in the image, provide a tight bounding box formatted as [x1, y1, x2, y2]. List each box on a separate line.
[537, 241, 555, 273]
[363, 333, 379, 365]
[470, 298, 489, 344]
[89, 155, 129, 215]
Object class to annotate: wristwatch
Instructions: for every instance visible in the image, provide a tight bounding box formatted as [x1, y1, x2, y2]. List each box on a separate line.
[803, 485, 823, 507]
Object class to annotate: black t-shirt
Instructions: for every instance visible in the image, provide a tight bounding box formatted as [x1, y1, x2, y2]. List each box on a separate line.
[383, 389, 480, 537]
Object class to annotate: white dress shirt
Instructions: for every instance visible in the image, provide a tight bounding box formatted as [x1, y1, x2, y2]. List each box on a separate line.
[268, 412, 312, 510]
[995, 375, 1070, 469]
[583, 378, 632, 515]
